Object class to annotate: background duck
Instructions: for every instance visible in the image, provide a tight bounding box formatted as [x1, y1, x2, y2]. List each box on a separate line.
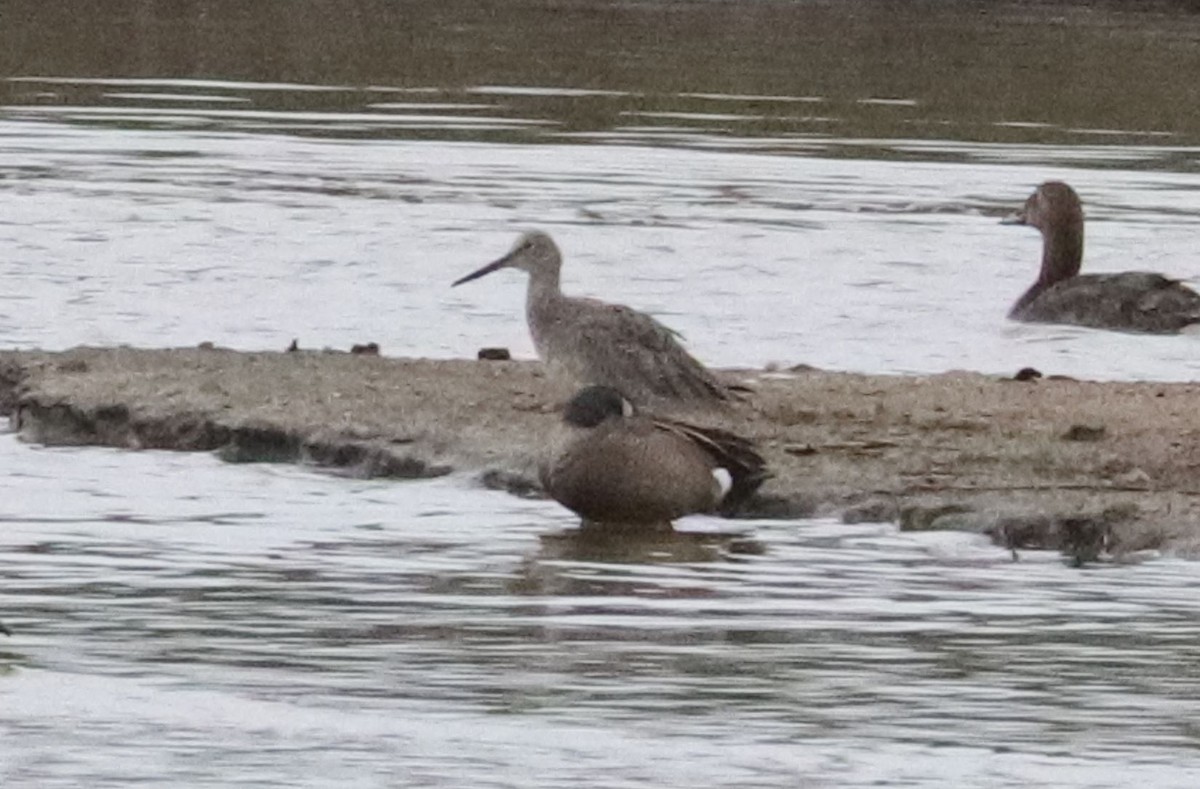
[1004, 181, 1200, 333]
[453, 231, 737, 408]
[541, 385, 768, 530]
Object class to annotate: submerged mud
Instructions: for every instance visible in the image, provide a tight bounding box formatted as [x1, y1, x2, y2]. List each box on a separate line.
[2, 346, 1198, 560]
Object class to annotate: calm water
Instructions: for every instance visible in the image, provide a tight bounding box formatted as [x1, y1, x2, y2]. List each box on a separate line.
[4, 1, 1200, 786]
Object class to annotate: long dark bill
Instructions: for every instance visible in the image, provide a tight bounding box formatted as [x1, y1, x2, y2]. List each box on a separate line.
[451, 253, 514, 287]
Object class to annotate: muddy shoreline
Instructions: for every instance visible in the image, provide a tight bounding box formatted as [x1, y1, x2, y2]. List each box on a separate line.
[3, 346, 1198, 560]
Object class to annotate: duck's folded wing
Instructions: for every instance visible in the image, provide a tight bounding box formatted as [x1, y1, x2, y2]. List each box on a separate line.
[653, 420, 769, 513]
[1021, 272, 1200, 332]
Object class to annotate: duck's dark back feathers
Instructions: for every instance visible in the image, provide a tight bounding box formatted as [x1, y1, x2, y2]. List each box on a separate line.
[1011, 272, 1200, 334]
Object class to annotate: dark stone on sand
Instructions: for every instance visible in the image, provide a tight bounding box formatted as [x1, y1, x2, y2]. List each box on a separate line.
[1062, 424, 1106, 442]
[1014, 367, 1042, 381]
[478, 347, 512, 361]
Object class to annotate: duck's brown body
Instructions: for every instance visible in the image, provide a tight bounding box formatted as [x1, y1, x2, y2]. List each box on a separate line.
[545, 417, 724, 525]
[540, 386, 767, 529]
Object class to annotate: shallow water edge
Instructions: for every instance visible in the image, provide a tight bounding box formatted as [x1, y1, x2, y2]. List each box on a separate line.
[2, 345, 1198, 560]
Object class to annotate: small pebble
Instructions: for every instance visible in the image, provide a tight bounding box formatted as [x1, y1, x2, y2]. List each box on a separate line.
[478, 347, 512, 361]
[1013, 367, 1042, 381]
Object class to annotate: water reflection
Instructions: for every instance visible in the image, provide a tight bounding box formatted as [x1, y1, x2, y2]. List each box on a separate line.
[513, 527, 765, 595]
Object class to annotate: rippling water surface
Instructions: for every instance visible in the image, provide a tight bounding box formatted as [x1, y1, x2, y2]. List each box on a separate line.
[3, 435, 1200, 788]
[5, 1, 1200, 785]
[4, 83, 1200, 379]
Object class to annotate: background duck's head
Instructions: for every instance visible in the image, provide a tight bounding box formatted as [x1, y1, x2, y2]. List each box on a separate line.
[1004, 181, 1083, 235]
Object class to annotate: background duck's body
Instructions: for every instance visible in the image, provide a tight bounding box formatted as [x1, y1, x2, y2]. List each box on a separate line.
[1012, 271, 1200, 333]
[1006, 181, 1200, 334]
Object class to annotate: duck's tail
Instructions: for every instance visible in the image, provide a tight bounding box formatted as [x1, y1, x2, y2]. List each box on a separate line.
[656, 420, 770, 516]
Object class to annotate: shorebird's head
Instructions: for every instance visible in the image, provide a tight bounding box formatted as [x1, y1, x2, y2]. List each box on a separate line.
[1002, 181, 1083, 235]
[452, 231, 562, 287]
[562, 385, 634, 428]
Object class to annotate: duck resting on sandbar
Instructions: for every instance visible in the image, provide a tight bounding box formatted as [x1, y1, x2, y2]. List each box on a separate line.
[453, 231, 739, 408]
[1003, 181, 1200, 333]
[541, 385, 769, 530]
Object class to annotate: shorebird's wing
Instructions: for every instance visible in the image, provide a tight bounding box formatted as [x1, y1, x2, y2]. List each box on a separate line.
[569, 300, 731, 404]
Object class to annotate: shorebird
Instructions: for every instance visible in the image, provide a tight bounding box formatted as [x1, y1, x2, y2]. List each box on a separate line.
[1004, 181, 1200, 333]
[540, 385, 768, 529]
[453, 231, 736, 407]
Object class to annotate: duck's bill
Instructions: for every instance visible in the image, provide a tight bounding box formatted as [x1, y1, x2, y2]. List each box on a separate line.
[452, 254, 511, 287]
[1000, 209, 1028, 225]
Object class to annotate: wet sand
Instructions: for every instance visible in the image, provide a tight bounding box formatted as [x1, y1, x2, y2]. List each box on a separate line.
[2, 345, 1197, 560]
